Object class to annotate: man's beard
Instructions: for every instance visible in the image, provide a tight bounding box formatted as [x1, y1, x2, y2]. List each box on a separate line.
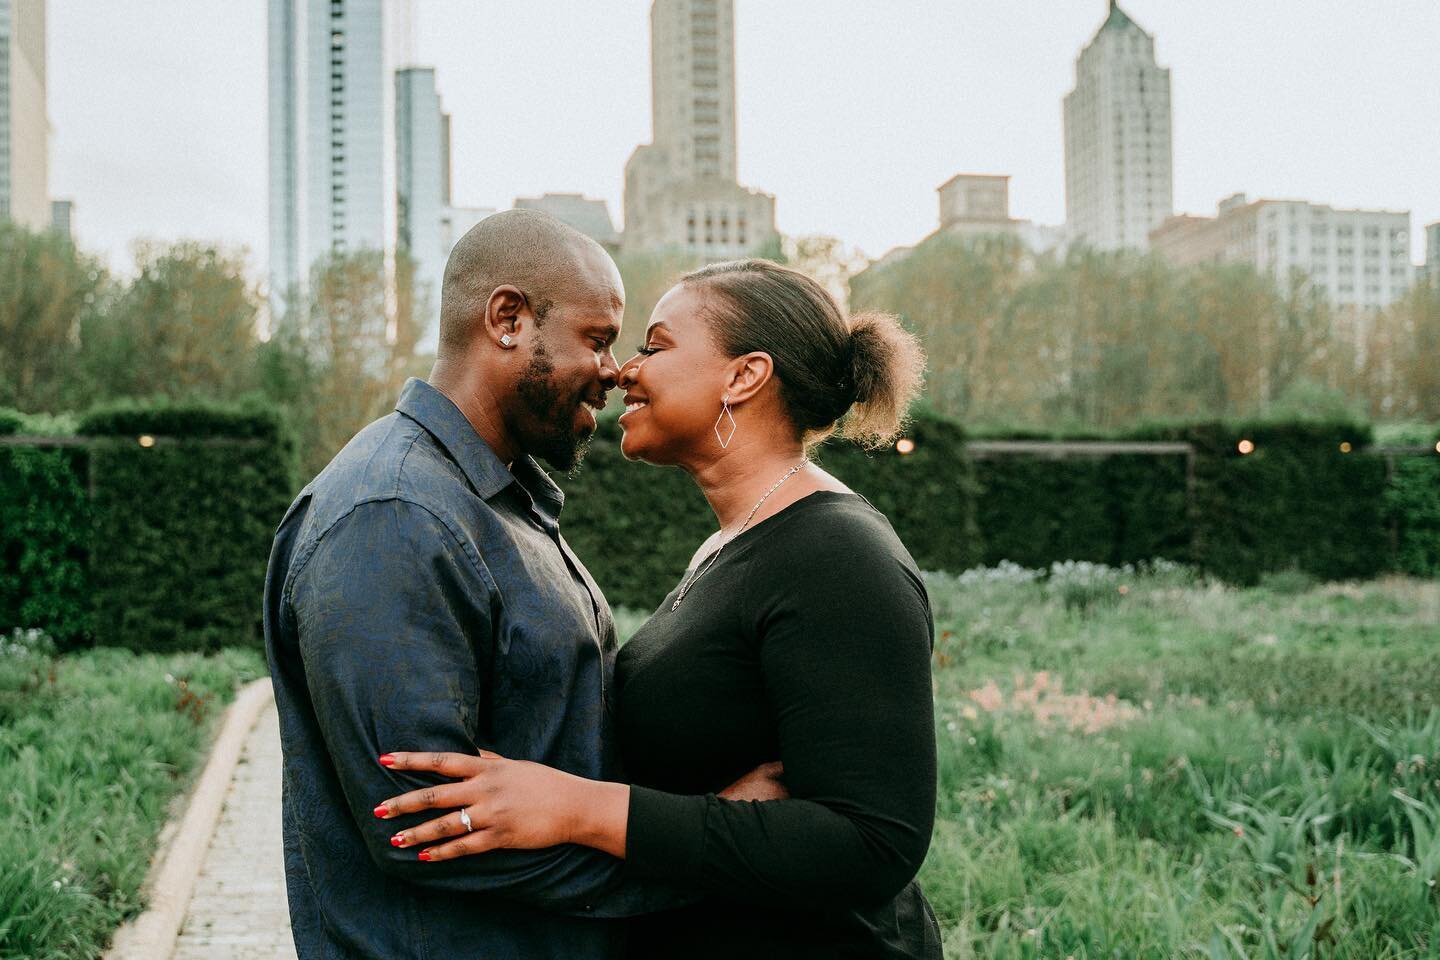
[515, 338, 597, 473]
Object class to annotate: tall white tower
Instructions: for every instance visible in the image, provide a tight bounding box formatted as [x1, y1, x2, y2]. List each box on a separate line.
[395, 66, 447, 343]
[1063, 1, 1173, 252]
[1, 0, 50, 229]
[268, 0, 388, 309]
[623, 0, 775, 256]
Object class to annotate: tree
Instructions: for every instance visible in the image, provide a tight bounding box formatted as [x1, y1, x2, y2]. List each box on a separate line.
[82, 240, 262, 403]
[0, 222, 109, 413]
[262, 249, 428, 477]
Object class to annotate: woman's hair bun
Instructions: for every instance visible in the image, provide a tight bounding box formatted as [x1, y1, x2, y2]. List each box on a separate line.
[682, 260, 926, 449]
[839, 311, 925, 448]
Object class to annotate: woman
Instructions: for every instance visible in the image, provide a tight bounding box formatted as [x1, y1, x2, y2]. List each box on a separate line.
[376, 259, 941, 958]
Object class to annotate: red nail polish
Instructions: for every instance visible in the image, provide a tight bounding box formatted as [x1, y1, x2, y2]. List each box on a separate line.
[378, 754, 396, 767]
[418, 850, 432, 862]
[390, 834, 405, 847]
[373, 805, 388, 819]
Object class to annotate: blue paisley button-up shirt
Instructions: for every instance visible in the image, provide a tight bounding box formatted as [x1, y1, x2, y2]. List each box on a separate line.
[263, 378, 680, 960]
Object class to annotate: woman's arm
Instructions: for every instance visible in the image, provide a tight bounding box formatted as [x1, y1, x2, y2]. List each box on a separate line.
[620, 528, 938, 908]
[375, 754, 786, 859]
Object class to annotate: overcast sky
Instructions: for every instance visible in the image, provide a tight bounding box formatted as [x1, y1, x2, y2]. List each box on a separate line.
[49, 0, 1440, 278]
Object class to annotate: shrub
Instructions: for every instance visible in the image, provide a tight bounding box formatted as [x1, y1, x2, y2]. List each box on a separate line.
[1379, 424, 1440, 577]
[0, 411, 91, 649]
[78, 400, 297, 652]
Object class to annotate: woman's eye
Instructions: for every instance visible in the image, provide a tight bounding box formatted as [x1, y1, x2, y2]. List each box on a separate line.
[636, 346, 660, 356]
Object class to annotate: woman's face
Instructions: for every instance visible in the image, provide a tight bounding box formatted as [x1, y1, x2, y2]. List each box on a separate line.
[616, 284, 734, 465]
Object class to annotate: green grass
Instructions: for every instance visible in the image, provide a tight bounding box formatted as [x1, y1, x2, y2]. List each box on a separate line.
[0, 633, 265, 960]
[917, 566, 1440, 958]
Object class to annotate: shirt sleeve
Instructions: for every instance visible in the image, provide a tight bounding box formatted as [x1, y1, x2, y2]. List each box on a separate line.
[288, 497, 692, 917]
[623, 515, 939, 909]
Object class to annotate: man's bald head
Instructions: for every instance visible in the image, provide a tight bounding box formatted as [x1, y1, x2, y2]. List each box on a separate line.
[437, 209, 619, 357]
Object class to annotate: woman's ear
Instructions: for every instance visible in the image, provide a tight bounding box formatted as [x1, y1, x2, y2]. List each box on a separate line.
[724, 352, 774, 405]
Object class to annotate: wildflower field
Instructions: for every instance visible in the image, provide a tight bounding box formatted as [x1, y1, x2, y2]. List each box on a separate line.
[912, 563, 1440, 959]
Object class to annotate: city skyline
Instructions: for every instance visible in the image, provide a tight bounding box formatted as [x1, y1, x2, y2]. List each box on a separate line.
[46, 0, 1440, 275]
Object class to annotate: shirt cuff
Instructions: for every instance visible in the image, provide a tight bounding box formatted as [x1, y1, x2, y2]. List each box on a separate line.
[625, 785, 709, 881]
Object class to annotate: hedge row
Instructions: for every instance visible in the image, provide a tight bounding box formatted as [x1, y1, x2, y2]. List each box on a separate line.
[3, 397, 1435, 649]
[0, 415, 90, 647]
[0, 402, 296, 652]
[561, 416, 1437, 610]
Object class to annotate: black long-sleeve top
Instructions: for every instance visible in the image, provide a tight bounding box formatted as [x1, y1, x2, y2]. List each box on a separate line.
[616, 491, 943, 959]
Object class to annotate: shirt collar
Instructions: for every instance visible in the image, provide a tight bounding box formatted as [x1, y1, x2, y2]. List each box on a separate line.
[394, 378, 566, 522]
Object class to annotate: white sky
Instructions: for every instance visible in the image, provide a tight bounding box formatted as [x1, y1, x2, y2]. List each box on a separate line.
[49, 0, 1440, 278]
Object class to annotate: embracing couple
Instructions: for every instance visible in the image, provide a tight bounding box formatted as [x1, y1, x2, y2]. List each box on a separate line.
[262, 209, 941, 959]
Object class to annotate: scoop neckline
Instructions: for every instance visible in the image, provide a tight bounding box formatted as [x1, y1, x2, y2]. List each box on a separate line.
[687, 489, 867, 571]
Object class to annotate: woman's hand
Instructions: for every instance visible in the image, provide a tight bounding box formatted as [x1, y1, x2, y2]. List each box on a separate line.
[718, 761, 788, 802]
[374, 751, 630, 861]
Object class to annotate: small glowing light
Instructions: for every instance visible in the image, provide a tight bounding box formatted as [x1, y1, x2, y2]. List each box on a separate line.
[138, 435, 157, 449]
[1237, 439, 1255, 455]
[1117, 584, 1129, 596]
[896, 437, 916, 456]
[1339, 442, 1352, 454]
[1435, 440, 1440, 455]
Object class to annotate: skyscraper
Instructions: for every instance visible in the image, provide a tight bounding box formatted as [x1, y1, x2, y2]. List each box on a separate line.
[623, 0, 775, 256]
[1, 0, 49, 229]
[395, 66, 447, 338]
[269, 0, 388, 309]
[1426, 222, 1440, 286]
[1063, 1, 1173, 251]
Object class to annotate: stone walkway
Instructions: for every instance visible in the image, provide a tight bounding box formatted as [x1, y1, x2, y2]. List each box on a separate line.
[173, 702, 297, 960]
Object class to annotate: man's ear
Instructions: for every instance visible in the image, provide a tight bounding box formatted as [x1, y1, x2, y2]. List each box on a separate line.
[485, 285, 530, 349]
[723, 352, 774, 405]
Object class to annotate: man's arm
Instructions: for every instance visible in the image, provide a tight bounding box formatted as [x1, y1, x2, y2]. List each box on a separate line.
[288, 497, 687, 916]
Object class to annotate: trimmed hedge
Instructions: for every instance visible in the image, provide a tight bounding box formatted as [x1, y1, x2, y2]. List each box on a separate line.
[1171, 420, 1389, 585]
[557, 411, 978, 611]
[78, 401, 297, 652]
[1381, 425, 1440, 577]
[0, 401, 296, 653]
[0, 411, 91, 649]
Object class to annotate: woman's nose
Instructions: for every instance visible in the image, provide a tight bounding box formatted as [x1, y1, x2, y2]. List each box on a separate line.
[617, 357, 643, 388]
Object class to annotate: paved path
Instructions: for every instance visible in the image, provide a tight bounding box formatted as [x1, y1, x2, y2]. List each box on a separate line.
[173, 701, 297, 960]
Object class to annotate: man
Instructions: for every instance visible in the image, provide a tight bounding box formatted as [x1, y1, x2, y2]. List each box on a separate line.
[263, 210, 683, 958]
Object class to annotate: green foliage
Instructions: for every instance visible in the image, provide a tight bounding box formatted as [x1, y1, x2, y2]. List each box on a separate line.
[814, 411, 980, 573]
[850, 231, 1440, 430]
[0, 413, 91, 649]
[1154, 420, 1390, 584]
[77, 401, 297, 653]
[0, 643, 265, 960]
[0, 222, 109, 415]
[915, 569, 1440, 957]
[1379, 423, 1440, 577]
[79, 241, 261, 403]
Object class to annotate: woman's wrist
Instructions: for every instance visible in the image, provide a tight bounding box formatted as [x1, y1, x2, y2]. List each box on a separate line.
[566, 777, 631, 858]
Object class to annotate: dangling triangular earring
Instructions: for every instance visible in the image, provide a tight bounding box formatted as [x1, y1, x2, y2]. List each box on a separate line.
[714, 395, 737, 449]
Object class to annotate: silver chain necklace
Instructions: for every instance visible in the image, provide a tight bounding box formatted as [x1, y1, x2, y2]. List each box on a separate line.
[671, 457, 809, 611]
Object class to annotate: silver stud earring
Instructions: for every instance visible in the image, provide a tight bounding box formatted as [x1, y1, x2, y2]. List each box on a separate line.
[714, 394, 737, 449]
[500, 334, 513, 347]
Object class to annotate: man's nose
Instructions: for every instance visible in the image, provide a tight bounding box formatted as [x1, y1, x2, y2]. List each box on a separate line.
[599, 349, 621, 388]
